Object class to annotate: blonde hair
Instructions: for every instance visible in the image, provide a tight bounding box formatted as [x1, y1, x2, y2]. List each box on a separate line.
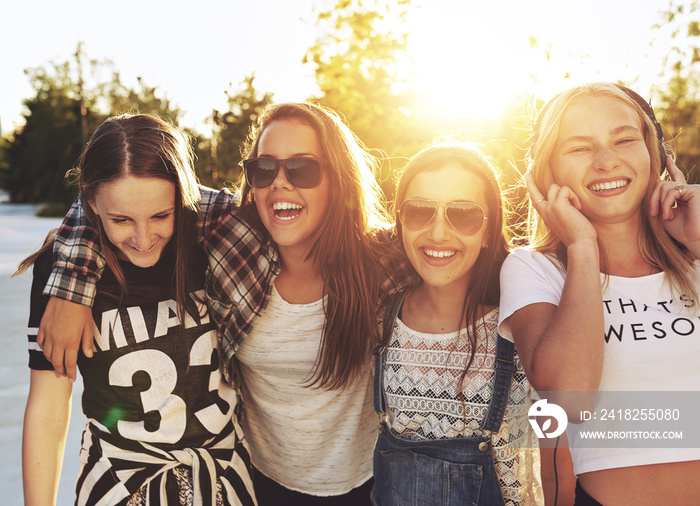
[527, 82, 697, 306]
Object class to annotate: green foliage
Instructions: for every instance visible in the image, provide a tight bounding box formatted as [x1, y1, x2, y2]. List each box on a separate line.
[201, 75, 273, 188]
[105, 75, 183, 125]
[652, 0, 700, 180]
[305, 0, 442, 204]
[304, 0, 425, 154]
[0, 55, 184, 206]
[2, 62, 88, 206]
[301, 0, 534, 213]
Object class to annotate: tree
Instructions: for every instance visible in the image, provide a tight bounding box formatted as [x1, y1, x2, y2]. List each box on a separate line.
[106, 75, 184, 125]
[304, 0, 425, 156]
[201, 75, 273, 188]
[652, 1, 700, 180]
[0, 52, 185, 208]
[2, 61, 89, 205]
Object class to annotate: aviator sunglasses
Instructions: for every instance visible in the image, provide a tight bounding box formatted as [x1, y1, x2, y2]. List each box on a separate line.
[241, 157, 327, 189]
[397, 199, 487, 236]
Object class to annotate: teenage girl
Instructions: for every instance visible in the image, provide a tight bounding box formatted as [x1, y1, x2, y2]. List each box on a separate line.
[499, 82, 700, 505]
[36, 103, 409, 505]
[371, 142, 543, 505]
[19, 114, 255, 505]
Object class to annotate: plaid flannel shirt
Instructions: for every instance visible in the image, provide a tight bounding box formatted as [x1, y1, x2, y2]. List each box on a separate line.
[46, 186, 413, 384]
[45, 186, 279, 383]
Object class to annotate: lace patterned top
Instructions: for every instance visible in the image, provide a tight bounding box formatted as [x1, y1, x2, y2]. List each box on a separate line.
[384, 309, 543, 506]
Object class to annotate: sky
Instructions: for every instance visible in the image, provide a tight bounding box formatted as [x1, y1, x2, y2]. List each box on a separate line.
[0, 0, 677, 138]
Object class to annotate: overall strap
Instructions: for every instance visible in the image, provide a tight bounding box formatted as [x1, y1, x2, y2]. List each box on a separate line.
[373, 291, 407, 415]
[479, 333, 516, 433]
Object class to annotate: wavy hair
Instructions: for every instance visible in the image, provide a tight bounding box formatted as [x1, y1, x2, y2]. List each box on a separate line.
[239, 102, 393, 389]
[527, 82, 697, 304]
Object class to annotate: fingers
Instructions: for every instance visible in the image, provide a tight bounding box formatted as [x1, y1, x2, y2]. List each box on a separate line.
[38, 312, 65, 377]
[38, 296, 91, 380]
[36, 324, 46, 349]
[655, 183, 688, 221]
[63, 348, 78, 382]
[651, 157, 688, 220]
[666, 155, 685, 183]
[562, 187, 583, 211]
[649, 180, 663, 217]
[81, 319, 95, 359]
[526, 176, 578, 218]
[525, 173, 545, 208]
[48, 349, 66, 377]
[545, 183, 582, 211]
[525, 174, 571, 216]
[658, 183, 679, 221]
[651, 155, 681, 216]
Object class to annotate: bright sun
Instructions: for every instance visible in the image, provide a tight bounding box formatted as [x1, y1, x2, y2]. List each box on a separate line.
[398, 0, 665, 124]
[401, 1, 546, 122]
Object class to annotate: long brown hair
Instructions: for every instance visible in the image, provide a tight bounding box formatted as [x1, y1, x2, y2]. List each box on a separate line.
[392, 141, 509, 375]
[15, 229, 58, 275]
[17, 115, 202, 321]
[527, 82, 698, 304]
[239, 102, 393, 390]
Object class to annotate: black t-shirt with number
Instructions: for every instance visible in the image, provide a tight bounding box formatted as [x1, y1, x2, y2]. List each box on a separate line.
[28, 246, 238, 451]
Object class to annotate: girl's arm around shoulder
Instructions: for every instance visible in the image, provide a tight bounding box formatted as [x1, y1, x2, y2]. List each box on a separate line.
[38, 203, 97, 379]
[47, 186, 238, 302]
[39, 186, 236, 379]
[22, 369, 73, 506]
[196, 185, 238, 239]
[46, 196, 102, 306]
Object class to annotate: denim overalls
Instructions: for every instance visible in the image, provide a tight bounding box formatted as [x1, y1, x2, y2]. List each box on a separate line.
[371, 292, 516, 506]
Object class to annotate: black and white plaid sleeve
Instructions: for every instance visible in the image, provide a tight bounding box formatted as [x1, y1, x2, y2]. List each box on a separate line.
[44, 196, 104, 306]
[202, 212, 278, 384]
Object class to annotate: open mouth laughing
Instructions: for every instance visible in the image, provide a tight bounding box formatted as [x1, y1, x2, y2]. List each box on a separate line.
[273, 201, 303, 221]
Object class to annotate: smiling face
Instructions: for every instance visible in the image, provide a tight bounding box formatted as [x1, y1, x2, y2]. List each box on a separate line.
[401, 162, 489, 292]
[252, 119, 332, 259]
[550, 95, 652, 228]
[89, 175, 176, 268]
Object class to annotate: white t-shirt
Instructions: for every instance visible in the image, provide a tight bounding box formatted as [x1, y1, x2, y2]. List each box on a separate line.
[235, 285, 376, 496]
[499, 247, 700, 474]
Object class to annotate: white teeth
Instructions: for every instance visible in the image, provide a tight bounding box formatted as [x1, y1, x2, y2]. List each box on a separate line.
[273, 202, 303, 210]
[424, 249, 456, 258]
[589, 180, 629, 192]
[133, 245, 152, 252]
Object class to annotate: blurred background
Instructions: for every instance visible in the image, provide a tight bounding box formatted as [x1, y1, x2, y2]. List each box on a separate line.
[3, 0, 699, 215]
[1, 0, 699, 504]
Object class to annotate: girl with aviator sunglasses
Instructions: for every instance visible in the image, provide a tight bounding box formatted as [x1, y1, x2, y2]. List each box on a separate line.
[37, 102, 410, 505]
[371, 142, 543, 506]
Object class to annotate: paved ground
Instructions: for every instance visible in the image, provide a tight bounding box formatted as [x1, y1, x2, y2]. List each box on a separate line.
[0, 200, 84, 506]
